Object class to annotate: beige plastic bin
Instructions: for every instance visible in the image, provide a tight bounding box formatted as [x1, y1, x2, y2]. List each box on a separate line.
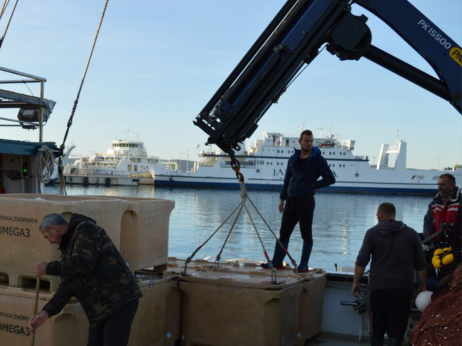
[0, 286, 89, 346]
[128, 272, 181, 346]
[0, 194, 127, 292]
[296, 270, 327, 344]
[168, 259, 303, 346]
[116, 197, 175, 271]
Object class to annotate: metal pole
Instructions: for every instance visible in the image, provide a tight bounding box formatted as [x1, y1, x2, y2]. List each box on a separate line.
[39, 81, 44, 142]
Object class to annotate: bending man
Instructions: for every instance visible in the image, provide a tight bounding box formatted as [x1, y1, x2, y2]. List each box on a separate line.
[29, 213, 142, 346]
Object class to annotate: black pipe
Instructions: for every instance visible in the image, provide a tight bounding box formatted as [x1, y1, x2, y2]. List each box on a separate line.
[364, 45, 451, 102]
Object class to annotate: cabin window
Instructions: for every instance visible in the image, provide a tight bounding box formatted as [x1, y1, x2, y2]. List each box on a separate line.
[411, 175, 424, 180]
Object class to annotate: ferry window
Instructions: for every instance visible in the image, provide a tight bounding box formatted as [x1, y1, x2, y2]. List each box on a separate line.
[328, 164, 331, 167]
[271, 162, 273, 165]
[322, 152, 325, 155]
[333, 164, 335, 167]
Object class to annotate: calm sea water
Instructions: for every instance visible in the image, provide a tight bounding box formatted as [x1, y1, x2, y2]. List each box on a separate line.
[44, 185, 431, 271]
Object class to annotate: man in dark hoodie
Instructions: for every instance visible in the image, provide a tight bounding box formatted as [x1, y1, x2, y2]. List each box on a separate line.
[261, 129, 335, 272]
[29, 213, 142, 346]
[352, 203, 427, 346]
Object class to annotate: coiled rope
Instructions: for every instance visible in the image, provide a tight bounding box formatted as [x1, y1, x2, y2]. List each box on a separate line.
[57, 0, 110, 195]
[33, 145, 55, 184]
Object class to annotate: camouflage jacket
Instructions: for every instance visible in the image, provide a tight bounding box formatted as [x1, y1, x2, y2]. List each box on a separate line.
[42, 213, 142, 327]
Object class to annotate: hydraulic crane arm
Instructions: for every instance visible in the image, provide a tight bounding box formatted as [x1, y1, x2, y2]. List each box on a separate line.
[193, 0, 461, 160]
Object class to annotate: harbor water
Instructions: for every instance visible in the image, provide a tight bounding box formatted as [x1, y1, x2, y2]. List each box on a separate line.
[45, 185, 432, 271]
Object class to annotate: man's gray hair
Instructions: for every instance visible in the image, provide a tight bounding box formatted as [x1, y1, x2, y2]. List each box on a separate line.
[40, 213, 68, 232]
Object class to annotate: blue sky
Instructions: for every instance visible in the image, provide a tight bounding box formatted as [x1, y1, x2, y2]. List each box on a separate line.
[1, 0, 461, 170]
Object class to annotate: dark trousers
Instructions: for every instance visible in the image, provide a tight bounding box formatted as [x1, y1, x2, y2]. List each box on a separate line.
[369, 289, 413, 340]
[279, 195, 315, 244]
[87, 298, 139, 346]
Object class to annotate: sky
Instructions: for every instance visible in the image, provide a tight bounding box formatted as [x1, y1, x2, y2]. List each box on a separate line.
[0, 0, 461, 170]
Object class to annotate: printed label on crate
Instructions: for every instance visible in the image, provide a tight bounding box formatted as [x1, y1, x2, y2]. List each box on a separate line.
[0, 214, 39, 238]
[0, 214, 39, 224]
[0, 311, 31, 337]
[0, 225, 31, 238]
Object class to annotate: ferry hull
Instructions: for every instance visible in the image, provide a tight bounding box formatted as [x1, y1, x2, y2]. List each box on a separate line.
[154, 175, 438, 195]
[64, 174, 142, 187]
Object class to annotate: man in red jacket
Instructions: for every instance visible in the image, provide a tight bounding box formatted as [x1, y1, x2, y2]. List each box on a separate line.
[424, 173, 461, 241]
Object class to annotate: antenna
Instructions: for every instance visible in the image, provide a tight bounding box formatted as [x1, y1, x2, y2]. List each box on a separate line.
[318, 127, 325, 138]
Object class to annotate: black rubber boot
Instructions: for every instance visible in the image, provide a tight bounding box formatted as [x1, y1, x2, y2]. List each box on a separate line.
[370, 336, 384, 346]
[261, 240, 288, 269]
[298, 240, 313, 272]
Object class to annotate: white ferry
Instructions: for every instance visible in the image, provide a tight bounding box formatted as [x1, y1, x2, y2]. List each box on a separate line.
[154, 131, 461, 195]
[64, 136, 171, 186]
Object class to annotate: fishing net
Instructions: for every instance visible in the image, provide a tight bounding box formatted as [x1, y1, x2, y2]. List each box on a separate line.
[410, 264, 462, 346]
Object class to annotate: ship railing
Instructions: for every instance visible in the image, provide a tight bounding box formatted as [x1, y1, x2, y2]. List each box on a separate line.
[222, 161, 256, 168]
[354, 156, 368, 161]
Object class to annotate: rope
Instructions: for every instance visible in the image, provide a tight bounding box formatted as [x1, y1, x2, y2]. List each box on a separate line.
[0, 0, 18, 49]
[243, 204, 271, 263]
[183, 199, 246, 273]
[246, 195, 298, 269]
[214, 197, 247, 266]
[183, 164, 298, 280]
[57, 0, 110, 195]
